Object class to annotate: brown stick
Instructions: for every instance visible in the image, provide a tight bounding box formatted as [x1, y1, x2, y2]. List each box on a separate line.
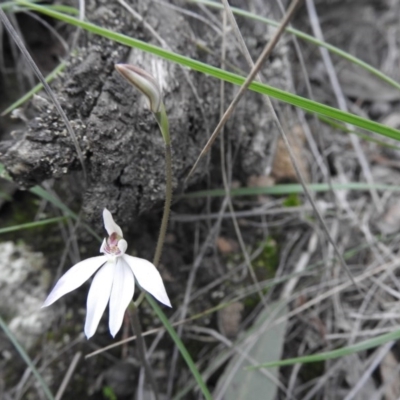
[184, 0, 304, 184]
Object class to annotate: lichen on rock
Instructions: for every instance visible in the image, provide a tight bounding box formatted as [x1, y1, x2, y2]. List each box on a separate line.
[0, 241, 55, 350]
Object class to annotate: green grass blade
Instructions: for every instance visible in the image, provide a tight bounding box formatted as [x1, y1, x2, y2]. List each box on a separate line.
[15, 0, 400, 141]
[41, 4, 81, 15]
[189, 0, 400, 92]
[145, 294, 213, 400]
[0, 216, 67, 234]
[318, 115, 400, 150]
[29, 186, 79, 220]
[183, 182, 400, 198]
[29, 186, 101, 241]
[247, 328, 400, 369]
[0, 315, 56, 400]
[0, 161, 100, 239]
[1, 61, 67, 116]
[0, 0, 39, 10]
[0, 1, 17, 10]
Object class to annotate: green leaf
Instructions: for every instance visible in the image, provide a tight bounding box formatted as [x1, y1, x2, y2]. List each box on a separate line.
[0, 162, 98, 239]
[0, 316, 55, 400]
[102, 386, 118, 400]
[248, 328, 400, 369]
[29, 186, 101, 241]
[215, 301, 288, 399]
[15, 0, 400, 142]
[1, 61, 66, 116]
[183, 182, 400, 198]
[189, 0, 400, 92]
[145, 294, 213, 400]
[318, 115, 400, 150]
[0, 216, 67, 234]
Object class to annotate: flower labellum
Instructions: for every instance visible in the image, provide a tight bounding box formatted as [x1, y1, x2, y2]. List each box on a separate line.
[42, 209, 171, 339]
[115, 64, 162, 113]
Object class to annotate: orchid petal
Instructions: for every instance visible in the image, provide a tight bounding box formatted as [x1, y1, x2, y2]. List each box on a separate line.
[84, 261, 115, 339]
[108, 258, 135, 337]
[42, 256, 108, 307]
[103, 208, 123, 237]
[100, 238, 107, 254]
[118, 239, 128, 255]
[123, 255, 171, 307]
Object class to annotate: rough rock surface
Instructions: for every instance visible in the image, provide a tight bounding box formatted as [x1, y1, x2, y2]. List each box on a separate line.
[0, 241, 55, 350]
[0, 0, 294, 225]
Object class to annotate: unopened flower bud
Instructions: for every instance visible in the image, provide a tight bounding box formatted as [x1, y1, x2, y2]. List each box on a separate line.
[115, 64, 162, 113]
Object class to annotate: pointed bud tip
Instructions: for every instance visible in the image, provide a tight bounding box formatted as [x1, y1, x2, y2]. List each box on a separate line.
[114, 63, 162, 113]
[114, 64, 127, 75]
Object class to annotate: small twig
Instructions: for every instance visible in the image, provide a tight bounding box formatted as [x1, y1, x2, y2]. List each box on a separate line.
[217, 0, 360, 291]
[55, 352, 81, 400]
[281, 232, 318, 299]
[184, 0, 303, 184]
[0, 316, 55, 400]
[343, 341, 395, 400]
[218, 8, 266, 303]
[186, 325, 293, 399]
[130, 305, 159, 400]
[7, 10, 35, 87]
[305, 0, 382, 213]
[70, 0, 85, 51]
[271, 258, 400, 330]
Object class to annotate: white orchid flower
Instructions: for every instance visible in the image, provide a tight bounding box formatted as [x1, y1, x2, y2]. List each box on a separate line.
[42, 208, 171, 339]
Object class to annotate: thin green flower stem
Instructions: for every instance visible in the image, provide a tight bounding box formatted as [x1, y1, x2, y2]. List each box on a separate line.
[155, 103, 171, 146]
[153, 142, 173, 267]
[151, 101, 212, 399]
[131, 103, 172, 395]
[131, 106, 173, 349]
[0, 316, 55, 400]
[152, 104, 173, 267]
[129, 303, 160, 400]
